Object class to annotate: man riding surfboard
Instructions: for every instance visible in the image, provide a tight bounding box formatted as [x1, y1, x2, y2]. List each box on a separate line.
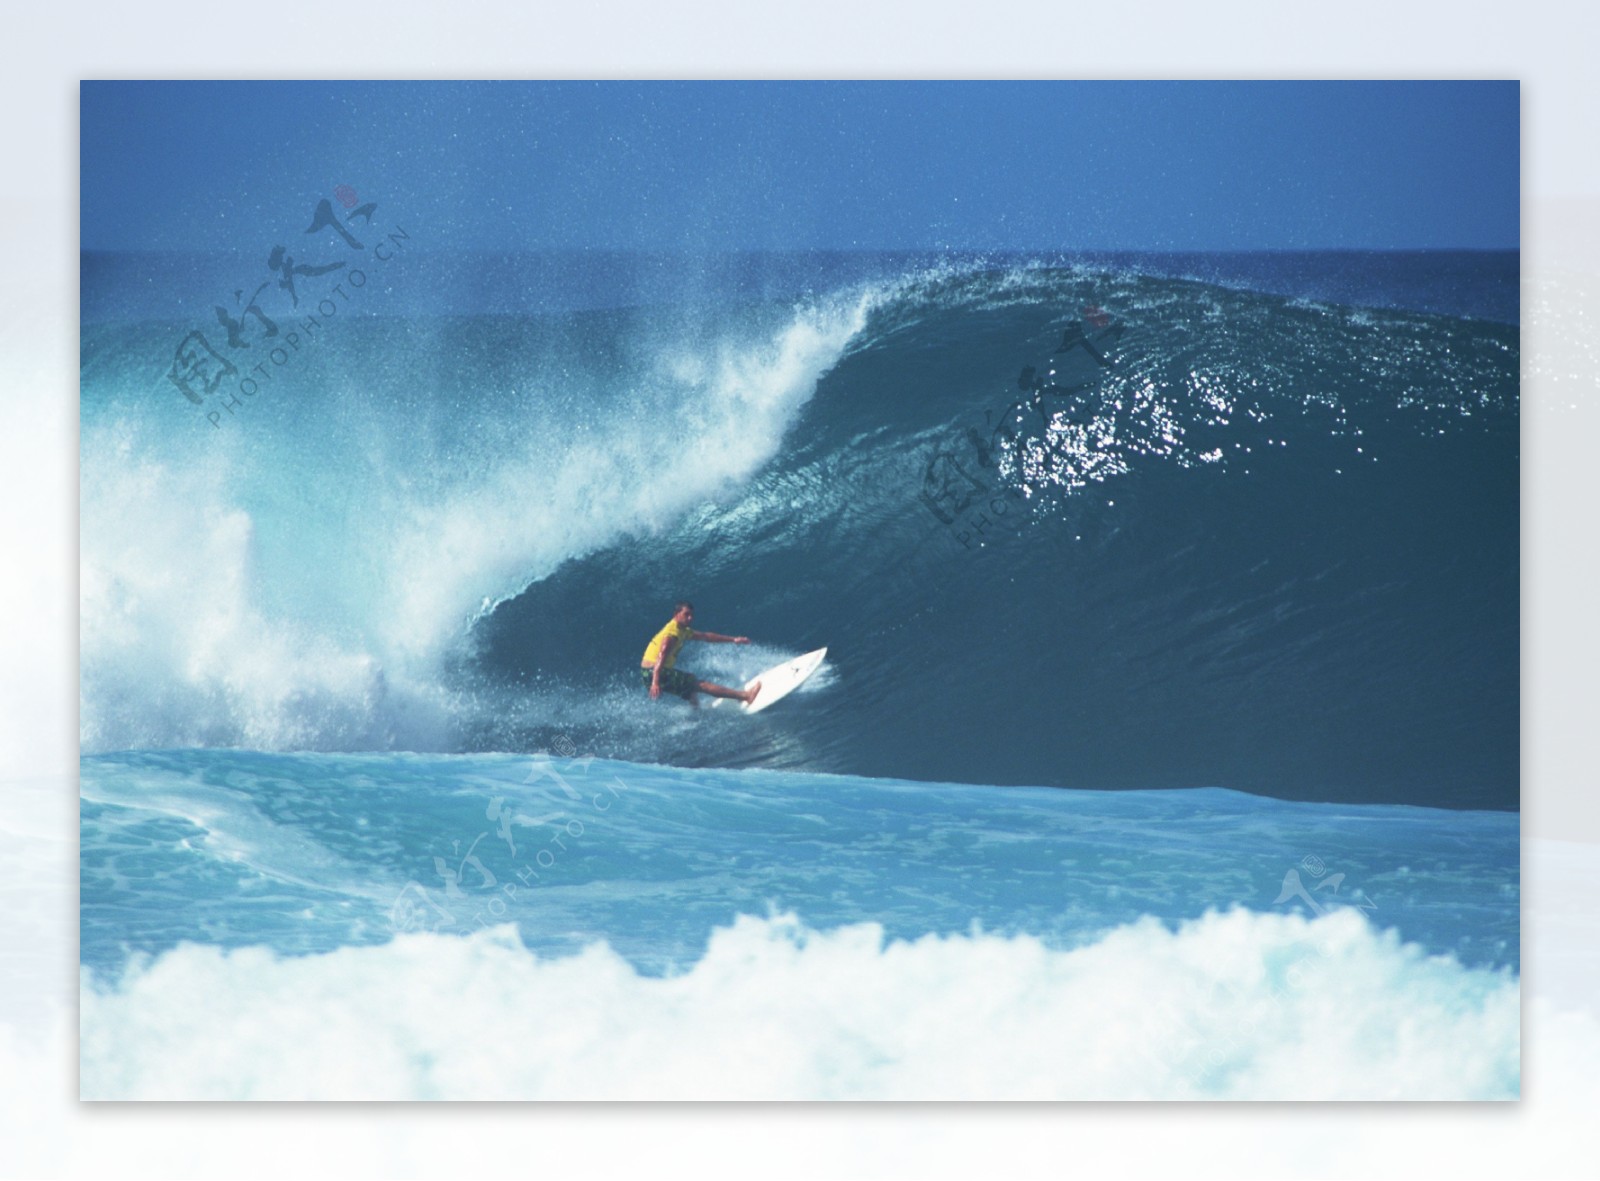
[641, 600, 760, 706]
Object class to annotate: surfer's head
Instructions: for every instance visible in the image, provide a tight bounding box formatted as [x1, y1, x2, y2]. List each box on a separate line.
[673, 600, 694, 625]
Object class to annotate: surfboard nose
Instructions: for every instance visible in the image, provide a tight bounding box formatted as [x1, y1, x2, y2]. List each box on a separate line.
[743, 647, 828, 714]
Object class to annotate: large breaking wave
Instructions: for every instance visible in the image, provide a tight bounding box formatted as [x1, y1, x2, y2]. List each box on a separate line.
[81, 255, 1518, 807]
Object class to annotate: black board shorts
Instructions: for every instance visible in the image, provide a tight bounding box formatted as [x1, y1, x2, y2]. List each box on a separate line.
[641, 665, 698, 699]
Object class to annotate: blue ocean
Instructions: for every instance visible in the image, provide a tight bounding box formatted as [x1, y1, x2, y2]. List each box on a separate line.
[79, 245, 1520, 1099]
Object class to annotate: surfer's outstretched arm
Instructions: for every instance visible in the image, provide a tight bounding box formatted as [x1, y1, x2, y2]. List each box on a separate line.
[691, 631, 750, 644]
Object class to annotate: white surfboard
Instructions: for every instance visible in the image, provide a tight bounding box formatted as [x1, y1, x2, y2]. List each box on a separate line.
[740, 647, 827, 714]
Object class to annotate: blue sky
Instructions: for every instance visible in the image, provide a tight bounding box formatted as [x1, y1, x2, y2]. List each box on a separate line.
[80, 81, 1518, 252]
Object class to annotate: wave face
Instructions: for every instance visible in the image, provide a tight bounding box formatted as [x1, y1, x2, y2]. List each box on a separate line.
[81, 252, 1518, 808]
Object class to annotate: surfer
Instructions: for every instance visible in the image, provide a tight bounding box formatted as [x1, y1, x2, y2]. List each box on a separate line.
[641, 600, 760, 706]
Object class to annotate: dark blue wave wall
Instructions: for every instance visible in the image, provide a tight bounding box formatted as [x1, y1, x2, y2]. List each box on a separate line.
[475, 267, 1519, 809]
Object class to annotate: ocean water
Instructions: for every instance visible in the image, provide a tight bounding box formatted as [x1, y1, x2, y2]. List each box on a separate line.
[79, 247, 1520, 1099]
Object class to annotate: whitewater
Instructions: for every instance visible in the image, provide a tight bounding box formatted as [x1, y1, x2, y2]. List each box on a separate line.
[80, 248, 1520, 1100]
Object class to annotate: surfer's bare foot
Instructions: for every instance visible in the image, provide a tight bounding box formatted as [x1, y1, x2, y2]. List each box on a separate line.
[743, 681, 761, 705]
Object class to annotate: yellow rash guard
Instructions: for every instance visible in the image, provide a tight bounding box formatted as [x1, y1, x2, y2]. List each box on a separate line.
[641, 619, 694, 670]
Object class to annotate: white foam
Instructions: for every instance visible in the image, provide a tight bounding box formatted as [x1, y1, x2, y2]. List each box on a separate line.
[78, 422, 421, 750]
[381, 288, 881, 663]
[78, 287, 883, 753]
[80, 906, 1521, 1100]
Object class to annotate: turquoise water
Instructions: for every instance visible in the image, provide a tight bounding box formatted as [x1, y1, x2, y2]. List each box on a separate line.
[79, 250, 1520, 1099]
[78, 749, 1519, 1100]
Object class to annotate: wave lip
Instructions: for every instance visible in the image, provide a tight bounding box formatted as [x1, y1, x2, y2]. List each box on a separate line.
[80, 907, 1519, 1100]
